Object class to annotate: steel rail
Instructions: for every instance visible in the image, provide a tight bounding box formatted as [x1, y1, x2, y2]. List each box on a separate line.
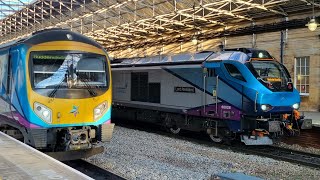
[63, 159, 126, 180]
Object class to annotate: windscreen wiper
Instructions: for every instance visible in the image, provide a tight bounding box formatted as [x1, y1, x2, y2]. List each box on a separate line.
[48, 75, 66, 98]
[78, 75, 97, 97]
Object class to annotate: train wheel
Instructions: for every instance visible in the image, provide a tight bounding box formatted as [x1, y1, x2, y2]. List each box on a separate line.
[207, 128, 224, 143]
[209, 134, 223, 143]
[169, 126, 181, 134]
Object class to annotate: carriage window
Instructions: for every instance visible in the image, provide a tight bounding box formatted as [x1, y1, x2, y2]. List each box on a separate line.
[224, 63, 246, 82]
[0, 53, 9, 94]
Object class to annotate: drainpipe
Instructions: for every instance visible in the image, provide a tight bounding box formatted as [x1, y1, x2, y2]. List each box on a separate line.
[280, 30, 284, 64]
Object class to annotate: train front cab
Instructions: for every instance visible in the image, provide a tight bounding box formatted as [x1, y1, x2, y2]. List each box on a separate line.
[0, 29, 114, 160]
[26, 35, 114, 156]
[202, 52, 312, 145]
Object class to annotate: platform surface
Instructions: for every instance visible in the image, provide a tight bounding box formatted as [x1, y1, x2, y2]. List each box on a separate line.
[0, 132, 92, 180]
[303, 111, 320, 126]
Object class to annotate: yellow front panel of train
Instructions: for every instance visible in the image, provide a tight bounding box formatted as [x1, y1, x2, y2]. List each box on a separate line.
[26, 41, 112, 125]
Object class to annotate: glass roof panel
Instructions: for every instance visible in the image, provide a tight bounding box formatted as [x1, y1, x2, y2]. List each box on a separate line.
[0, 0, 36, 19]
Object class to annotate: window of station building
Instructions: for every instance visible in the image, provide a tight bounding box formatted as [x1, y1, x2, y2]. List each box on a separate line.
[224, 63, 246, 82]
[294, 56, 310, 96]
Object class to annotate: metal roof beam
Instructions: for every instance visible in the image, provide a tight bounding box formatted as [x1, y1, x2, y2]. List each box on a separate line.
[299, 0, 320, 7]
[59, 1, 72, 11]
[233, 0, 288, 16]
[136, 21, 175, 32]
[42, 0, 64, 16]
[177, 11, 225, 25]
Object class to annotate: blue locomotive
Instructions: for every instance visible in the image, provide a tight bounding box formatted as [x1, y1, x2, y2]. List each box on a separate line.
[111, 48, 312, 145]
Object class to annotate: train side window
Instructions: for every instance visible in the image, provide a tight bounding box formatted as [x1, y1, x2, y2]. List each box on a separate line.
[224, 63, 246, 82]
[207, 69, 215, 77]
[0, 52, 10, 95]
[0, 53, 8, 87]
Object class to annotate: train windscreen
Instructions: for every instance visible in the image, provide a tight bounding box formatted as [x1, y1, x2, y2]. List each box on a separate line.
[30, 51, 109, 98]
[247, 61, 293, 91]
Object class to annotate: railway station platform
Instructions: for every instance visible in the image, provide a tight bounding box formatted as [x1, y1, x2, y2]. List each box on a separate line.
[0, 132, 92, 180]
[303, 111, 320, 127]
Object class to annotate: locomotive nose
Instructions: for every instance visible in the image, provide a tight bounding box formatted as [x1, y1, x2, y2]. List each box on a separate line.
[259, 91, 300, 113]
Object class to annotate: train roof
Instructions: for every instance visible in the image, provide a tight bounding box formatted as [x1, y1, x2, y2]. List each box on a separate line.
[111, 51, 212, 67]
[111, 50, 269, 68]
[0, 28, 104, 51]
[224, 48, 273, 59]
[0, 39, 25, 50]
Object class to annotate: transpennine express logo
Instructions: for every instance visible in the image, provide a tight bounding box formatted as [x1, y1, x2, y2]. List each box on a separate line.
[70, 105, 79, 117]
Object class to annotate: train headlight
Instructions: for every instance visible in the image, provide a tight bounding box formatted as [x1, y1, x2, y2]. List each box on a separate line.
[292, 103, 300, 110]
[34, 102, 52, 124]
[42, 110, 50, 118]
[261, 104, 273, 112]
[94, 101, 108, 120]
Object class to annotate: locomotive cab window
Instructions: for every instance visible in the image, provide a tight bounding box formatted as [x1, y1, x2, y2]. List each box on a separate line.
[249, 61, 291, 92]
[224, 63, 246, 82]
[30, 51, 109, 98]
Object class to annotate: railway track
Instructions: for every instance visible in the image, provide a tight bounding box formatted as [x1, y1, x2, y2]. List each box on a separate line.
[63, 159, 125, 180]
[281, 126, 320, 149]
[115, 120, 320, 169]
[237, 146, 320, 169]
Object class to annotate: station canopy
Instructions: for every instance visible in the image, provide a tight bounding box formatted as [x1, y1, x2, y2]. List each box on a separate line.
[0, 0, 319, 52]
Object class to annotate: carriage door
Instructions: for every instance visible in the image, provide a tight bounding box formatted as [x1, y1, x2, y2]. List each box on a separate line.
[205, 68, 218, 116]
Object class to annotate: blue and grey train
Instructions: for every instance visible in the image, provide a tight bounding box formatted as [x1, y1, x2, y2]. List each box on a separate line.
[111, 48, 312, 145]
[0, 29, 114, 160]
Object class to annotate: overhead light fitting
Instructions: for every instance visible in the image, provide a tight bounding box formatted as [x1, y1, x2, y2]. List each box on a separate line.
[128, 46, 132, 52]
[307, 18, 318, 31]
[192, 36, 198, 45]
[306, 0, 319, 31]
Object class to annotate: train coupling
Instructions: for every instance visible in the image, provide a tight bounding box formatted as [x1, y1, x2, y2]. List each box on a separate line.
[283, 110, 312, 130]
